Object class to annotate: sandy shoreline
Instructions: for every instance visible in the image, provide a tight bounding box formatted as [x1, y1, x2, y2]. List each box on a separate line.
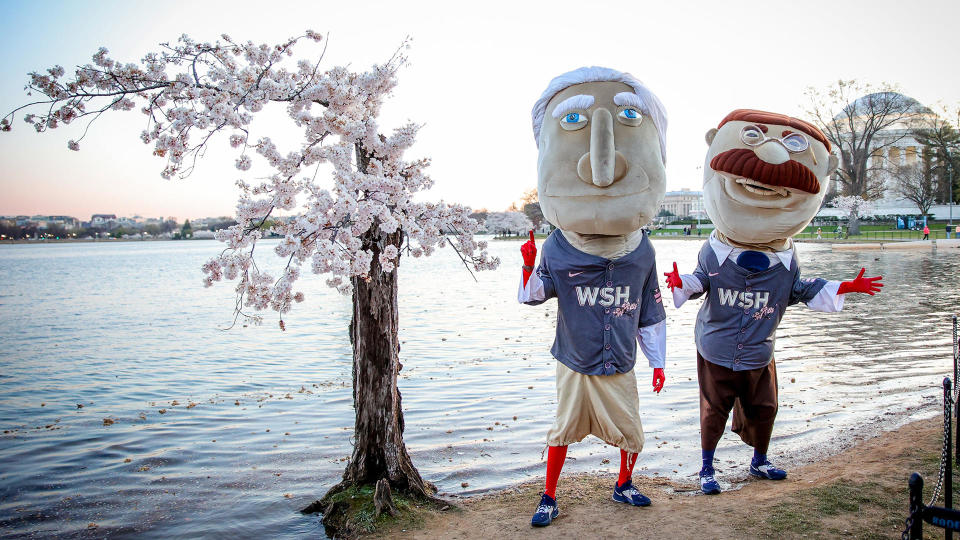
[383, 413, 948, 539]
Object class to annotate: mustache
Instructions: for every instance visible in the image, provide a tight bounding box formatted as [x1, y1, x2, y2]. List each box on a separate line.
[709, 149, 820, 194]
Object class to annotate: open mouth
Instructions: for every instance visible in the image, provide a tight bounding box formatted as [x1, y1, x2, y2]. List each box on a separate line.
[734, 178, 790, 198]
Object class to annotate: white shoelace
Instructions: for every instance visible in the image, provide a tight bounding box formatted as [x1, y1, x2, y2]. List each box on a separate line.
[536, 504, 554, 514]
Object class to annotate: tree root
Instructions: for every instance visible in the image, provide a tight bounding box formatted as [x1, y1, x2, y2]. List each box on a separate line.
[300, 478, 454, 538]
[373, 478, 397, 517]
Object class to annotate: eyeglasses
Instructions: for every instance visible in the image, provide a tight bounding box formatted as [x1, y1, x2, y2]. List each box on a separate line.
[740, 125, 809, 153]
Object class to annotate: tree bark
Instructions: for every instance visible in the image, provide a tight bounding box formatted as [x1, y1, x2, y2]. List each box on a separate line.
[847, 210, 861, 236]
[301, 145, 441, 535]
[301, 228, 436, 521]
[341, 228, 430, 495]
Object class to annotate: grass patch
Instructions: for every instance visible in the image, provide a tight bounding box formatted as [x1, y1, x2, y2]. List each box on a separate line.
[323, 485, 433, 537]
[757, 422, 958, 538]
[764, 481, 887, 536]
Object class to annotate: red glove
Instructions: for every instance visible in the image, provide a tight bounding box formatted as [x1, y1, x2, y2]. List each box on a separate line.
[663, 262, 682, 291]
[521, 230, 537, 287]
[652, 368, 665, 393]
[837, 267, 883, 295]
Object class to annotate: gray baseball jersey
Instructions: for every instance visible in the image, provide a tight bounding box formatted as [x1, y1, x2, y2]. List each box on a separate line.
[524, 230, 665, 376]
[690, 241, 826, 371]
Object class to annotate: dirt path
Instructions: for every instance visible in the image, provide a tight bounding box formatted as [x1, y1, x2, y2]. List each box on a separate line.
[382, 417, 949, 539]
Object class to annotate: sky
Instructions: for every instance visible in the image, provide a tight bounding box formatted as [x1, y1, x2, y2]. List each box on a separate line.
[1, 0, 959, 221]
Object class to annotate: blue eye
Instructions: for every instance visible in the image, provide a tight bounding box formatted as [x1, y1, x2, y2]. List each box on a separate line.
[559, 111, 588, 130]
[617, 108, 643, 124]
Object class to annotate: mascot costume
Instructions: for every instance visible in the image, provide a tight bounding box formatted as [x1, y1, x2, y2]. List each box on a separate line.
[663, 109, 884, 495]
[518, 67, 668, 526]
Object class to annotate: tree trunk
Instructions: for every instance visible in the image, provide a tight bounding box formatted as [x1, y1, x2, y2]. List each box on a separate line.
[342, 229, 430, 494]
[301, 229, 437, 526]
[847, 211, 861, 236]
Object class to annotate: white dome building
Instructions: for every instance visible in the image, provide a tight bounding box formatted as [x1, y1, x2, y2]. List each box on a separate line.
[822, 92, 956, 219]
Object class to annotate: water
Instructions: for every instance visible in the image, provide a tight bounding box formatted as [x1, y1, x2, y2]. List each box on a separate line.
[1, 237, 957, 538]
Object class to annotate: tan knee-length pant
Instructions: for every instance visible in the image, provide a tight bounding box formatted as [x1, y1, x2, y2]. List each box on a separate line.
[546, 361, 645, 454]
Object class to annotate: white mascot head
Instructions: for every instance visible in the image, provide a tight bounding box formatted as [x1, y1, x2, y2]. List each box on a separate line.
[532, 67, 668, 235]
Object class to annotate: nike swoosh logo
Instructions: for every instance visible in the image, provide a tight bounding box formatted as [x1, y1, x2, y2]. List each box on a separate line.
[568, 271, 585, 277]
[709, 272, 719, 276]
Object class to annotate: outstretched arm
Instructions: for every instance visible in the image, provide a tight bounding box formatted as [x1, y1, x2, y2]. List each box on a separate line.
[664, 261, 707, 308]
[803, 267, 883, 312]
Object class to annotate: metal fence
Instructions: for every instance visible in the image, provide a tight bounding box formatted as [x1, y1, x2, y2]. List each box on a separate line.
[903, 315, 960, 539]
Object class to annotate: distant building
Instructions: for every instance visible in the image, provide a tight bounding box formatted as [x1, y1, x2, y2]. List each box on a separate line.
[47, 215, 79, 229]
[660, 188, 705, 219]
[823, 92, 956, 219]
[89, 214, 118, 229]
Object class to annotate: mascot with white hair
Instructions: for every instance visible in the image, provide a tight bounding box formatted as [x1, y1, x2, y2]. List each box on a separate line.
[519, 67, 668, 527]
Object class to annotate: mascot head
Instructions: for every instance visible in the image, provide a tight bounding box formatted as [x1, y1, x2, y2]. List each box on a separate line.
[703, 109, 838, 244]
[532, 67, 667, 235]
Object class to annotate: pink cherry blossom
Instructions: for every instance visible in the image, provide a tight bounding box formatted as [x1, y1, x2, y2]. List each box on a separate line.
[4, 31, 501, 326]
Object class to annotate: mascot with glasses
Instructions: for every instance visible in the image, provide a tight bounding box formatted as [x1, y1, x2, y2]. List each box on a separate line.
[663, 109, 884, 495]
[518, 67, 668, 527]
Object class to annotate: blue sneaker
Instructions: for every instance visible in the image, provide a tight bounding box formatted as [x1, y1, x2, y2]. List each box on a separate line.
[531, 493, 559, 527]
[750, 459, 787, 480]
[612, 480, 651, 506]
[699, 467, 721, 495]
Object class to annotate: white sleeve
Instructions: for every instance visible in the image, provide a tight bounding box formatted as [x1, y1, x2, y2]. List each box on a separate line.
[637, 319, 666, 369]
[805, 280, 845, 312]
[517, 270, 546, 303]
[672, 274, 704, 308]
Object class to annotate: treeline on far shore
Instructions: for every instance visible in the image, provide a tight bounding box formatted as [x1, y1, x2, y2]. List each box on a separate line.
[0, 217, 240, 241]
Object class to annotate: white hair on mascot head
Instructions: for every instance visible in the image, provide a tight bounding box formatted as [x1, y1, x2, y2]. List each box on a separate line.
[531, 66, 668, 163]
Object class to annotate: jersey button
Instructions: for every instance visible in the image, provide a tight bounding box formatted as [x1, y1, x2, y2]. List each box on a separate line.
[606, 281, 613, 287]
[604, 324, 611, 330]
[737, 344, 743, 350]
[605, 308, 611, 314]
[608, 263, 614, 270]
[604, 362, 611, 368]
[604, 344, 611, 350]
[746, 287, 751, 292]
[743, 309, 749, 314]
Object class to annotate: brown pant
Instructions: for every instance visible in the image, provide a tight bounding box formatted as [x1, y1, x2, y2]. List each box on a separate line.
[697, 352, 778, 454]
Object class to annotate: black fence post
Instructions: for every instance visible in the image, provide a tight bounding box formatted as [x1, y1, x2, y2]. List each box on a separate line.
[954, 314, 958, 393]
[948, 378, 955, 540]
[912, 473, 925, 539]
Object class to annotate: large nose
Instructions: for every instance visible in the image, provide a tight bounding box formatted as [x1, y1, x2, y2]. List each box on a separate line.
[754, 140, 790, 165]
[589, 108, 616, 187]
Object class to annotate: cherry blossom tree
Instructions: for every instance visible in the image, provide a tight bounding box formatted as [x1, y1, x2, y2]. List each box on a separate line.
[483, 211, 533, 237]
[3, 31, 499, 531]
[831, 195, 874, 235]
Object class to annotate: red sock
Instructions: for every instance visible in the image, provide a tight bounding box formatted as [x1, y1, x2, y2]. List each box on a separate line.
[617, 449, 638, 487]
[544, 445, 567, 499]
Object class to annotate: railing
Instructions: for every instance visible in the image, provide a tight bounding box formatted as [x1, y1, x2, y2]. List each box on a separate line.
[904, 315, 960, 539]
[795, 230, 955, 241]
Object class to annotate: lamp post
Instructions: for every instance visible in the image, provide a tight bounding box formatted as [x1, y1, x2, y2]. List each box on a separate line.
[695, 165, 703, 236]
